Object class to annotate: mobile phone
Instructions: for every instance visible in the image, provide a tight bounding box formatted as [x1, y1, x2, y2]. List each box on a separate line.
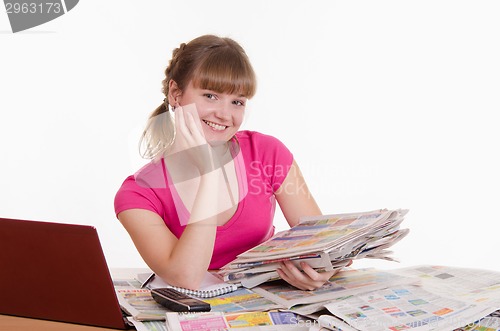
[151, 288, 211, 312]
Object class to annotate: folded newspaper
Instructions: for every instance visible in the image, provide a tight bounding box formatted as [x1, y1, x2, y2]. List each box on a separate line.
[219, 209, 409, 288]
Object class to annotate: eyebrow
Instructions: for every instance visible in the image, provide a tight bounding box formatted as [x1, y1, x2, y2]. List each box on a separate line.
[201, 88, 247, 98]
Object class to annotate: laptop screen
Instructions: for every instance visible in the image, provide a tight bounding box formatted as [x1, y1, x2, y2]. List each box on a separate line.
[0, 217, 128, 329]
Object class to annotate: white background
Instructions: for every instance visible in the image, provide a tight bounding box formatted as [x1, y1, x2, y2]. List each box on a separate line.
[1, 1, 499, 272]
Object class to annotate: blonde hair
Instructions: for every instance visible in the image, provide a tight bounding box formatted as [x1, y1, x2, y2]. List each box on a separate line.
[140, 35, 257, 160]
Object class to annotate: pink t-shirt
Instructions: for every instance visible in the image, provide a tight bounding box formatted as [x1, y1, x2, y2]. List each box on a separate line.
[114, 130, 294, 269]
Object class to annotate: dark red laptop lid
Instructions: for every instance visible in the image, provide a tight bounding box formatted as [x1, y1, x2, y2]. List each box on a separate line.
[0, 217, 127, 329]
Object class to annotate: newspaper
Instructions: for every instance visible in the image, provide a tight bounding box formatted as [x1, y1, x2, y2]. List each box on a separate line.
[320, 284, 497, 331]
[113, 278, 313, 330]
[315, 265, 500, 331]
[112, 278, 170, 322]
[387, 265, 500, 307]
[453, 309, 500, 331]
[165, 311, 311, 330]
[252, 268, 419, 313]
[203, 287, 283, 313]
[115, 283, 283, 320]
[116, 289, 169, 321]
[127, 317, 169, 331]
[311, 311, 500, 331]
[113, 265, 500, 331]
[220, 209, 409, 288]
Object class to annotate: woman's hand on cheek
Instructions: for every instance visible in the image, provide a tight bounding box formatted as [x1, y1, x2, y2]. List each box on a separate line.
[175, 106, 206, 147]
[276, 261, 338, 291]
[173, 106, 215, 174]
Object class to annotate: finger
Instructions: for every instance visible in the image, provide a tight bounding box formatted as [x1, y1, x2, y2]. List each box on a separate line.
[278, 262, 333, 291]
[299, 262, 324, 282]
[277, 266, 307, 291]
[173, 107, 187, 148]
[331, 268, 341, 277]
[282, 261, 322, 290]
[174, 105, 182, 129]
[301, 263, 338, 289]
[184, 111, 205, 144]
[277, 262, 300, 282]
[175, 107, 196, 144]
[302, 263, 335, 285]
[282, 261, 307, 281]
[175, 107, 186, 134]
[300, 262, 337, 283]
[182, 103, 205, 137]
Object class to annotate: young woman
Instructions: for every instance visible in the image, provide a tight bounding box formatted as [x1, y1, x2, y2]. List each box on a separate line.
[115, 35, 339, 291]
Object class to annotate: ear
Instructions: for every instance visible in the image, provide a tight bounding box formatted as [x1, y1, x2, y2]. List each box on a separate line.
[168, 79, 182, 107]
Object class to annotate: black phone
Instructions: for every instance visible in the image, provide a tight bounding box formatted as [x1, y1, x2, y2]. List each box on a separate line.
[151, 288, 211, 312]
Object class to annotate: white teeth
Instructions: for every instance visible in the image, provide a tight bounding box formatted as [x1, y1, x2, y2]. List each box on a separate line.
[203, 120, 227, 131]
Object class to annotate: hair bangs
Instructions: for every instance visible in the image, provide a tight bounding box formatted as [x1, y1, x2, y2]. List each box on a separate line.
[192, 47, 256, 98]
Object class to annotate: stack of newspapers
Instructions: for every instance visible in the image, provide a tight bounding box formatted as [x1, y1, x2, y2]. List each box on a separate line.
[219, 209, 409, 288]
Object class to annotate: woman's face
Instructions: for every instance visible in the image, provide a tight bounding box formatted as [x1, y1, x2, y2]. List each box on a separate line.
[177, 81, 247, 143]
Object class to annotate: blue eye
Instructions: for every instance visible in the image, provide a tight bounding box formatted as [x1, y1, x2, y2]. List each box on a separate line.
[233, 100, 245, 107]
[204, 93, 217, 100]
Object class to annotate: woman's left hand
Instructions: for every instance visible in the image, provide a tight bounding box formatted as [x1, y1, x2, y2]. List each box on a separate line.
[276, 261, 339, 291]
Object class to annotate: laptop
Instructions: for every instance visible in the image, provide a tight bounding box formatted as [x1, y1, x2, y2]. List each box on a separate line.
[0, 217, 130, 329]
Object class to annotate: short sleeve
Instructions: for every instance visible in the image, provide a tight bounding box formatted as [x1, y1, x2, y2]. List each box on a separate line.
[114, 160, 168, 217]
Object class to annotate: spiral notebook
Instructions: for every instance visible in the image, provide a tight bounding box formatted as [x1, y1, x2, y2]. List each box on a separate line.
[138, 271, 238, 298]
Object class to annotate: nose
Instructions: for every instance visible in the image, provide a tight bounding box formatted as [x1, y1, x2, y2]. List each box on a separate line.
[214, 102, 231, 120]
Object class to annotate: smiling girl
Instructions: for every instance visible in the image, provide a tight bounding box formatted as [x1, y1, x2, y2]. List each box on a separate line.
[114, 35, 339, 291]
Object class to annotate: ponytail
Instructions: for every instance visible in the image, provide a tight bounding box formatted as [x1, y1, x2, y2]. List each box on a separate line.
[139, 100, 175, 160]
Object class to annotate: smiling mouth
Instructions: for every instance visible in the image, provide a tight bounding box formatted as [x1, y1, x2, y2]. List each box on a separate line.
[203, 120, 228, 131]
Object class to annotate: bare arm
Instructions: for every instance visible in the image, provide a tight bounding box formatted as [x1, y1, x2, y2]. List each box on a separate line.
[118, 170, 221, 289]
[118, 107, 223, 290]
[275, 160, 322, 226]
[275, 160, 339, 290]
